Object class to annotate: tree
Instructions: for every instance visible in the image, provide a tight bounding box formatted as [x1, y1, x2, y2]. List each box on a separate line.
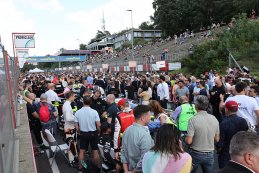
[21, 63, 35, 73]
[152, 0, 258, 37]
[80, 44, 87, 50]
[139, 21, 155, 30]
[88, 30, 111, 44]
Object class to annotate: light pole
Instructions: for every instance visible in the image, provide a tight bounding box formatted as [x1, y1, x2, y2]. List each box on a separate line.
[76, 39, 81, 69]
[127, 9, 134, 61]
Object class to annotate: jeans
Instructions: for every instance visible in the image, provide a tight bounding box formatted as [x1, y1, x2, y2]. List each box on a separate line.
[160, 99, 168, 109]
[189, 149, 214, 173]
[30, 119, 43, 145]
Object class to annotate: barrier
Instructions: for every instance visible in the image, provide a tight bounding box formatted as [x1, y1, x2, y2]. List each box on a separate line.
[0, 44, 19, 173]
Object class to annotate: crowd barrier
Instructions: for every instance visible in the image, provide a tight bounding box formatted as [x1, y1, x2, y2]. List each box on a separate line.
[0, 43, 19, 173]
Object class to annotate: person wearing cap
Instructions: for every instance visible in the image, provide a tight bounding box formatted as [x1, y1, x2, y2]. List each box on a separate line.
[117, 99, 135, 148]
[216, 100, 249, 169]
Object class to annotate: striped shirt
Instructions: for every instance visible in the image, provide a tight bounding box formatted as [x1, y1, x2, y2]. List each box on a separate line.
[142, 151, 192, 173]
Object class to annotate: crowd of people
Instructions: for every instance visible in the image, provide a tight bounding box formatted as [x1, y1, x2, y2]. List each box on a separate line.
[18, 67, 259, 173]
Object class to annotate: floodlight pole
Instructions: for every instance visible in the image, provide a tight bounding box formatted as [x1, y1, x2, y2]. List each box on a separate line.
[77, 39, 81, 70]
[127, 10, 134, 61]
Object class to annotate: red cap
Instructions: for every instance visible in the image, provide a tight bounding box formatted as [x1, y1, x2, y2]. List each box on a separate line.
[225, 101, 238, 112]
[118, 99, 126, 108]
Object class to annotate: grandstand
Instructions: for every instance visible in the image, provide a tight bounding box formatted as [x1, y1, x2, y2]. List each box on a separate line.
[85, 30, 213, 70]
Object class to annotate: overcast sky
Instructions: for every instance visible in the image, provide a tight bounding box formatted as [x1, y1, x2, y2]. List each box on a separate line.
[0, 0, 154, 56]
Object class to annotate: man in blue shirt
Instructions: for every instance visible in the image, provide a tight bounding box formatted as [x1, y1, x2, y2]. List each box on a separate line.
[216, 100, 248, 169]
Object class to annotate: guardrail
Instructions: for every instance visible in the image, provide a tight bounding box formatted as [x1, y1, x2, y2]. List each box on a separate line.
[0, 44, 19, 173]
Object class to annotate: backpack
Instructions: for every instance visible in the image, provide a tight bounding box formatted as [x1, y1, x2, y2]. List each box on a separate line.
[39, 102, 51, 122]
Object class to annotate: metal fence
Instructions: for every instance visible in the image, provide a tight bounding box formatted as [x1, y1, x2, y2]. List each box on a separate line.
[0, 44, 18, 173]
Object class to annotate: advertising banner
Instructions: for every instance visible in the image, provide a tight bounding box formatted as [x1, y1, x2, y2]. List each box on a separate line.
[16, 49, 29, 58]
[156, 61, 166, 68]
[102, 64, 109, 69]
[86, 65, 92, 70]
[128, 61, 137, 67]
[75, 66, 81, 70]
[168, 62, 181, 70]
[16, 49, 29, 68]
[26, 55, 86, 63]
[13, 33, 35, 48]
[137, 65, 143, 71]
[151, 64, 159, 71]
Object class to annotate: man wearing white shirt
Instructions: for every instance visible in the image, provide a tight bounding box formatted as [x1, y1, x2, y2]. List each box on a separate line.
[158, 75, 169, 109]
[225, 82, 259, 129]
[62, 91, 77, 166]
[45, 83, 61, 104]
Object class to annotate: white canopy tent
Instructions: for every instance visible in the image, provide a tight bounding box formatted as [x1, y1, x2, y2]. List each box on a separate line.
[28, 68, 44, 73]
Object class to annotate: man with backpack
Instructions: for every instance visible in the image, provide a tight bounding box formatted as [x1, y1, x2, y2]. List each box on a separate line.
[34, 93, 58, 138]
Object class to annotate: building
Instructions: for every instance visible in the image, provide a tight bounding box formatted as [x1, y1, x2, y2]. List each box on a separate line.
[113, 29, 162, 49]
[86, 29, 162, 50]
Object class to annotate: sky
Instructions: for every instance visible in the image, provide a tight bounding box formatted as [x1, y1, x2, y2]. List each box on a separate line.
[0, 0, 154, 56]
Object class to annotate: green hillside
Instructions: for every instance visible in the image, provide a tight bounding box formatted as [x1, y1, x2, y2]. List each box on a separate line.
[183, 15, 259, 76]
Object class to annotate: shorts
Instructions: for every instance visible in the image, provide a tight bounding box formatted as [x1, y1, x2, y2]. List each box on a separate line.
[80, 131, 98, 150]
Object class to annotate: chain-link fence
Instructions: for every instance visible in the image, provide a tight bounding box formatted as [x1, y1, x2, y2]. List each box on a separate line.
[0, 44, 18, 173]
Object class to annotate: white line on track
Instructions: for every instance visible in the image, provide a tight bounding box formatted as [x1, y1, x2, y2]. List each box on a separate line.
[41, 132, 60, 173]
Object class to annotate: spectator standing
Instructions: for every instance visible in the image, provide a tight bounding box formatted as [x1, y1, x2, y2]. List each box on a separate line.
[185, 95, 220, 173]
[62, 91, 78, 166]
[142, 124, 192, 173]
[86, 74, 93, 85]
[132, 76, 141, 100]
[125, 78, 135, 100]
[90, 90, 107, 122]
[225, 82, 259, 131]
[249, 86, 259, 106]
[210, 78, 225, 122]
[63, 82, 73, 94]
[117, 99, 135, 136]
[75, 96, 101, 171]
[79, 80, 89, 98]
[98, 122, 121, 172]
[215, 131, 259, 173]
[138, 85, 151, 105]
[174, 80, 189, 104]
[22, 93, 48, 150]
[45, 83, 61, 104]
[157, 75, 169, 109]
[149, 100, 171, 125]
[106, 94, 120, 135]
[94, 76, 105, 90]
[171, 96, 197, 135]
[198, 80, 210, 98]
[121, 105, 154, 173]
[108, 81, 120, 98]
[216, 100, 248, 169]
[193, 79, 201, 102]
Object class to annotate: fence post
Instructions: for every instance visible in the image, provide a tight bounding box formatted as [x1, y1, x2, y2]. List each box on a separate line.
[4, 51, 16, 129]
